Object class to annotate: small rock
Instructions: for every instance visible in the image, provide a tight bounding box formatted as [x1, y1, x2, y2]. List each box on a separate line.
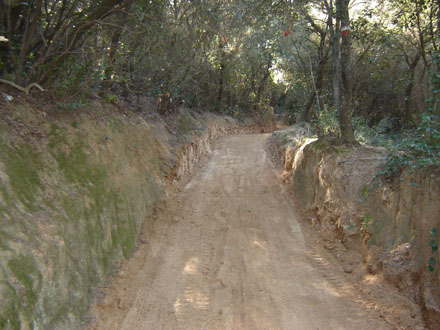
[343, 265, 353, 273]
[2, 93, 13, 102]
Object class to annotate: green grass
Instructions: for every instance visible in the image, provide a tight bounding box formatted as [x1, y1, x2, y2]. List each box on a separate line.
[178, 112, 196, 134]
[0, 143, 43, 211]
[5, 255, 42, 329]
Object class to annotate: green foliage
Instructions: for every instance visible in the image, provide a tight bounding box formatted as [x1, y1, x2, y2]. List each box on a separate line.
[224, 105, 244, 120]
[282, 84, 310, 122]
[0, 0, 438, 150]
[177, 112, 196, 135]
[378, 134, 439, 181]
[377, 53, 440, 180]
[429, 240, 439, 253]
[353, 117, 397, 147]
[57, 99, 87, 112]
[313, 106, 339, 136]
[105, 94, 117, 103]
[362, 185, 369, 197]
[361, 215, 371, 231]
[51, 56, 98, 110]
[428, 228, 439, 272]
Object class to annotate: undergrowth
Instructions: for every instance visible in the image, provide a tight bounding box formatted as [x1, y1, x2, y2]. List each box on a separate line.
[379, 54, 440, 180]
[353, 117, 399, 148]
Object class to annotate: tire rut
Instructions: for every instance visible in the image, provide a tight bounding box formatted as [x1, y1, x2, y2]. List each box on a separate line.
[90, 134, 410, 330]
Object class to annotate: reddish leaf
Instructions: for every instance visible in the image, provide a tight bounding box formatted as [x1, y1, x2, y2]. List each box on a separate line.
[284, 24, 291, 37]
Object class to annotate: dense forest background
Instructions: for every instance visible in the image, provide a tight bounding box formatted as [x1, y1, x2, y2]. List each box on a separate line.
[0, 0, 439, 168]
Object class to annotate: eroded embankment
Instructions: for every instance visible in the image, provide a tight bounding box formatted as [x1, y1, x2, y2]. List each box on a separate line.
[271, 126, 440, 329]
[0, 99, 242, 329]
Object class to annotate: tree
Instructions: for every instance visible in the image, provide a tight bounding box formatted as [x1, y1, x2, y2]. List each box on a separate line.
[336, 0, 356, 144]
[0, 0, 437, 146]
[300, 11, 330, 122]
[0, 0, 129, 84]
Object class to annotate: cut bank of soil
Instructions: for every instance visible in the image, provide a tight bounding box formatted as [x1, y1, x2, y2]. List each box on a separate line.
[88, 134, 424, 330]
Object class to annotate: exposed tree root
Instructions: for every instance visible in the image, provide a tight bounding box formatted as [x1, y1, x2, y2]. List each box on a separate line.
[0, 79, 45, 95]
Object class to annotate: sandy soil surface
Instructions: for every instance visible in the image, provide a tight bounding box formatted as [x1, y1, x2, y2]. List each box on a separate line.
[88, 134, 418, 330]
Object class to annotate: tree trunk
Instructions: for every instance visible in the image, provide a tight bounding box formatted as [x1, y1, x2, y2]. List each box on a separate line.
[336, 0, 356, 144]
[35, 0, 127, 82]
[302, 90, 316, 122]
[17, 0, 43, 74]
[217, 40, 226, 108]
[329, 0, 341, 114]
[404, 52, 421, 127]
[255, 63, 272, 109]
[301, 33, 328, 122]
[100, 27, 123, 93]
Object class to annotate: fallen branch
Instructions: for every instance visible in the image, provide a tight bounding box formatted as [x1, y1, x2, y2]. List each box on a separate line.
[0, 79, 45, 95]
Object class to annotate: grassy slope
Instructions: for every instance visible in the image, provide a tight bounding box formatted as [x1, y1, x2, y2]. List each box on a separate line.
[0, 100, 167, 329]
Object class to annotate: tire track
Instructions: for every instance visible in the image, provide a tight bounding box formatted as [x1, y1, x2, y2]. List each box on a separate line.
[274, 174, 394, 329]
[264, 161, 394, 330]
[305, 248, 394, 329]
[91, 134, 420, 330]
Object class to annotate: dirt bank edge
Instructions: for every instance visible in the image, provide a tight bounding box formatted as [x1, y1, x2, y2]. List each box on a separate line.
[271, 126, 440, 329]
[0, 98, 257, 330]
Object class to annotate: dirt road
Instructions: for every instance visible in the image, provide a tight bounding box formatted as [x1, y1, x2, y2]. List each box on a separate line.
[89, 134, 393, 330]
